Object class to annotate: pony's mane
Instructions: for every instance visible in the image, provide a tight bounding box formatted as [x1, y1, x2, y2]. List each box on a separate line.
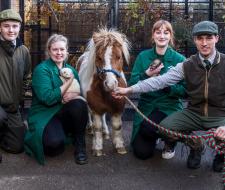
[87, 28, 130, 68]
[93, 28, 130, 63]
[79, 28, 130, 97]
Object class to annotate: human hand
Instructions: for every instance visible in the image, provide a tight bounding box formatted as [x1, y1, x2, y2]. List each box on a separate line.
[145, 63, 164, 77]
[214, 126, 225, 140]
[62, 92, 79, 104]
[112, 87, 132, 99]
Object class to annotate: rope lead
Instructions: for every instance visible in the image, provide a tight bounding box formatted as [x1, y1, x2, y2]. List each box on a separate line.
[124, 96, 225, 187]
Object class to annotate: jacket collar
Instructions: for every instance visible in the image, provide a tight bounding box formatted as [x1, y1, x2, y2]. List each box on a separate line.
[152, 46, 173, 61]
[47, 58, 66, 75]
[192, 51, 220, 68]
[0, 37, 23, 56]
[198, 50, 220, 66]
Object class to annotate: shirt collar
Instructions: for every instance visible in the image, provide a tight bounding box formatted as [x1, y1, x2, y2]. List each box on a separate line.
[198, 50, 217, 65]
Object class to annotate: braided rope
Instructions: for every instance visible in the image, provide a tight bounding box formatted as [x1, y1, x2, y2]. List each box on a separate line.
[124, 96, 225, 186]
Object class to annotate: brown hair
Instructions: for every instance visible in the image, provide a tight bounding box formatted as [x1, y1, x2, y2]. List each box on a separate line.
[151, 20, 175, 47]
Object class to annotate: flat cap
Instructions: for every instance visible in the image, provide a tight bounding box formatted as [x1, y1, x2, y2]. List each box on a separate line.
[192, 21, 218, 36]
[0, 9, 22, 23]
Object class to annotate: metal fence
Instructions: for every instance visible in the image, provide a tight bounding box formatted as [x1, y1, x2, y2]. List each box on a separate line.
[19, 0, 225, 68]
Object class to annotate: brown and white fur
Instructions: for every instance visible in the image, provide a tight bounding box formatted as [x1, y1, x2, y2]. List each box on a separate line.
[78, 28, 130, 156]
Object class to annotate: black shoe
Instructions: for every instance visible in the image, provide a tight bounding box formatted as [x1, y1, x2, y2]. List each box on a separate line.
[213, 154, 224, 172]
[187, 145, 205, 169]
[74, 151, 88, 165]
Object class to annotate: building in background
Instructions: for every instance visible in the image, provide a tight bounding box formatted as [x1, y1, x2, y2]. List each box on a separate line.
[0, 0, 19, 11]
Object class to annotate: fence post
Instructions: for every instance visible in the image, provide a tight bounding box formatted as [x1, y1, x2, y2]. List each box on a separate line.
[209, 0, 213, 21]
[19, 0, 24, 42]
[1, 0, 10, 10]
[169, 0, 172, 22]
[37, 0, 41, 64]
[110, 0, 119, 29]
[184, 0, 189, 57]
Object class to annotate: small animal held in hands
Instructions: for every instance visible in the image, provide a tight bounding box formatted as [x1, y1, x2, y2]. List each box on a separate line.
[60, 67, 81, 93]
[60, 67, 86, 102]
[149, 59, 164, 76]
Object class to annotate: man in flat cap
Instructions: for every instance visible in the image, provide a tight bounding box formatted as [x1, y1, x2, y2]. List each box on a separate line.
[113, 20, 225, 172]
[0, 9, 31, 154]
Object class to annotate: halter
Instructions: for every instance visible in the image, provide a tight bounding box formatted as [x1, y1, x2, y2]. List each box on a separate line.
[96, 67, 122, 78]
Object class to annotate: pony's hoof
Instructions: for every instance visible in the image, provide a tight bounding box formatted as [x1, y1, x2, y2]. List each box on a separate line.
[116, 147, 127, 155]
[93, 149, 103, 157]
[104, 134, 110, 140]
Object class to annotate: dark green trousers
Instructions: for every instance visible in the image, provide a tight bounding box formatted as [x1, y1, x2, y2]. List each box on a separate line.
[0, 106, 25, 153]
[160, 109, 225, 149]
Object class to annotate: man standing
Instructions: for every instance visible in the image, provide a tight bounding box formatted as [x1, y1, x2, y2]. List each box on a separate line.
[0, 9, 31, 154]
[113, 21, 225, 172]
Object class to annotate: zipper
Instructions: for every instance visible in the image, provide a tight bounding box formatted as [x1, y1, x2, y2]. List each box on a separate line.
[203, 53, 220, 116]
[204, 65, 214, 116]
[203, 69, 208, 116]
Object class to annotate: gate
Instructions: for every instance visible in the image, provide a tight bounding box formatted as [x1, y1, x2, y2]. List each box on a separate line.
[19, 0, 225, 68]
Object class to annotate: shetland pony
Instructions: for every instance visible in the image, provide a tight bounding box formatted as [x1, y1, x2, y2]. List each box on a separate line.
[78, 28, 130, 156]
[77, 53, 110, 140]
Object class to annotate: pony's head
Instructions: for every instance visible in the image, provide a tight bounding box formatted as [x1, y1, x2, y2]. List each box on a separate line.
[89, 28, 130, 91]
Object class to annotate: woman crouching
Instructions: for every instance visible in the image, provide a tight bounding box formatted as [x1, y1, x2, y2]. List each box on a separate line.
[24, 34, 88, 165]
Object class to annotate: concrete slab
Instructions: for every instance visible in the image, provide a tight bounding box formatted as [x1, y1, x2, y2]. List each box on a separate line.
[0, 121, 223, 190]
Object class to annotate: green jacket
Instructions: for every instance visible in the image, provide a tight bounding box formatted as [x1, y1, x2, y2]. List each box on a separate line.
[24, 59, 80, 165]
[129, 46, 186, 143]
[0, 38, 31, 108]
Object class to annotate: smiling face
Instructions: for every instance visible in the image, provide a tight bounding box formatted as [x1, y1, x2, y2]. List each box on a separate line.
[0, 20, 20, 41]
[48, 41, 68, 65]
[194, 34, 219, 58]
[153, 24, 171, 48]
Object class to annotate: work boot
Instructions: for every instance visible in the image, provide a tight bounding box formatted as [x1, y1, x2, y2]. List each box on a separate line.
[187, 144, 205, 169]
[74, 134, 88, 165]
[213, 154, 224, 172]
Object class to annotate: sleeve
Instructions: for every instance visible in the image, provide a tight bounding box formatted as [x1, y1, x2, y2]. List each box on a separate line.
[128, 54, 145, 86]
[23, 47, 32, 92]
[167, 55, 187, 98]
[131, 62, 185, 93]
[32, 65, 62, 106]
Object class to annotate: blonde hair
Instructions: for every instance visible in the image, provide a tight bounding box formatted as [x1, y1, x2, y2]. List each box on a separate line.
[151, 20, 175, 47]
[45, 34, 68, 58]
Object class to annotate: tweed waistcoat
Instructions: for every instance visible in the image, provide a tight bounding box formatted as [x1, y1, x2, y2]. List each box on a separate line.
[183, 52, 225, 117]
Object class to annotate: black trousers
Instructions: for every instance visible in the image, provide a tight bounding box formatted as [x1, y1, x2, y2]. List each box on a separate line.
[132, 109, 167, 160]
[42, 99, 88, 156]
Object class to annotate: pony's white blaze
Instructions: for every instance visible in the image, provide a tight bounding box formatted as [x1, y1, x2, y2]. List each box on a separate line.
[103, 46, 118, 91]
[77, 28, 130, 156]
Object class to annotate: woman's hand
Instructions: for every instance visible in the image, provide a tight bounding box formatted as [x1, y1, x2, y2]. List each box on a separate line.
[145, 63, 164, 77]
[62, 92, 80, 104]
[112, 87, 133, 99]
[214, 126, 225, 140]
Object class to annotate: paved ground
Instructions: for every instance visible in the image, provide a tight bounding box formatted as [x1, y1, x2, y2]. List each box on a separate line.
[0, 118, 223, 190]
